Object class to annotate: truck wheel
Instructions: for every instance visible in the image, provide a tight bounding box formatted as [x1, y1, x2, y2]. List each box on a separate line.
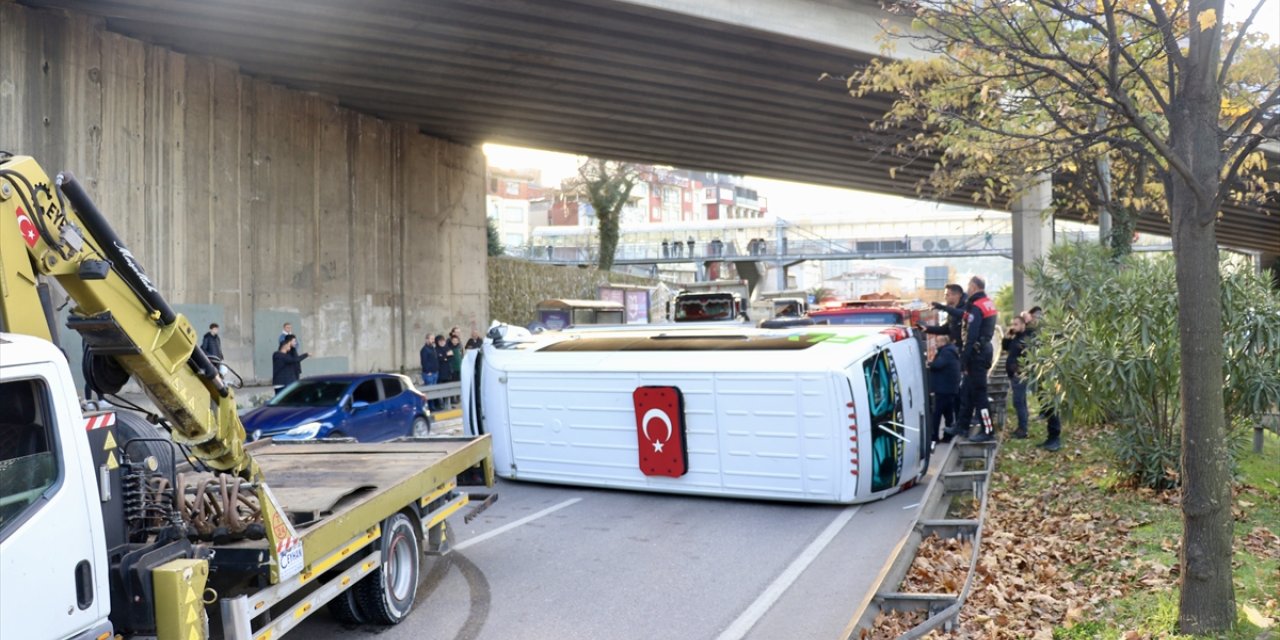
[411, 416, 430, 438]
[356, 512, 420, 624]
[326, 589, 367, 625]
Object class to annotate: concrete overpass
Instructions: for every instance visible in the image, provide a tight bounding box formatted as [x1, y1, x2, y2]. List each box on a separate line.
[4, 0, 1277, 378]
[19, 0, 1275, 260]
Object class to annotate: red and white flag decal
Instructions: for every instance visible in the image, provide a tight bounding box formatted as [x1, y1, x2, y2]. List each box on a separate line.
[15, 206, 39, 248]
[633, 386, 688, 477]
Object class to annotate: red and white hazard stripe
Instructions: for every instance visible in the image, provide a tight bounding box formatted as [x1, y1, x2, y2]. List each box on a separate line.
[276, 536, 300, 554]
[83, 413, 117, 431]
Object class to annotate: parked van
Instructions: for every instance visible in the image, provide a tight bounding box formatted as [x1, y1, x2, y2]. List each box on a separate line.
[462, 324, 930, 504]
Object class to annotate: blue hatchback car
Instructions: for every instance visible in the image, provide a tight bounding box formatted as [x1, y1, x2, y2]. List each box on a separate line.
[242, 373, 431, 442]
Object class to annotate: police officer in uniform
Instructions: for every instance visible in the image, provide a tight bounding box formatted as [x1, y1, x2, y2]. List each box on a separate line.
[949, 276, 999, 442]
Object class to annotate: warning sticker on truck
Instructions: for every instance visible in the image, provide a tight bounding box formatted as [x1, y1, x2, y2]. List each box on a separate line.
[260, 483, 305, 581]
[277, 537, 305, 580]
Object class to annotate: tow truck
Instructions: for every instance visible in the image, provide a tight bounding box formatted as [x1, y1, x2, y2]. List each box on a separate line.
[0, 154, 494, 640]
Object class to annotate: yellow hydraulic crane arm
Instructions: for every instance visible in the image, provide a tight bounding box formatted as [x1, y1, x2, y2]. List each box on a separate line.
[0, 154, 259, 481]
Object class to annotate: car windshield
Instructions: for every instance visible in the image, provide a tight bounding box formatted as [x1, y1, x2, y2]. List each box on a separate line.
[821, 312, 904, 325]
[268, 381, 349, 407]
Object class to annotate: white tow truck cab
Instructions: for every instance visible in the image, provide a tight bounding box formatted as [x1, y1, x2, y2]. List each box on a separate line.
[464, 324, 931, 504]
[0, 334, 113, 640]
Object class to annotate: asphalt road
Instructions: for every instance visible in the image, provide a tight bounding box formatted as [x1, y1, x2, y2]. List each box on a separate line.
[296, 459, 934, 640]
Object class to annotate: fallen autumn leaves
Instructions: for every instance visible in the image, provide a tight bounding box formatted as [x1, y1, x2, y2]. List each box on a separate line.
[863, 440, 1278, 639]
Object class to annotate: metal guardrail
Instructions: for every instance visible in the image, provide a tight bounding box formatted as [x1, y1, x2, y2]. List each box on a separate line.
[417, 381, 462, 411]
[845, 440, 998, 638]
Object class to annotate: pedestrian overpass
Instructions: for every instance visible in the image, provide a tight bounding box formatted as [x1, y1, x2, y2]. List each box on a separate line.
[515, 215, 1175, 290]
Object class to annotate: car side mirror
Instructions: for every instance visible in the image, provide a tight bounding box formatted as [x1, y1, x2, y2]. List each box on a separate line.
[351, 400, 371, 411]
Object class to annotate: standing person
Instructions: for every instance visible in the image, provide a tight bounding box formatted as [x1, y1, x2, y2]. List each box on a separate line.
[201, 323, 228, 378]
[201, 323, 224, 360]
[1022, 307, 1062, 451]
[279, 322, 298, 350]
[420, 333, 441, 411]
[448, 335, 464, 392]
[918, 284, 968, 346]
[918, 284, 969, 423]
[435, 335, 453, 382]
[952, 276, 998, 442]
[271, 335, 308, 394]
[1003, 316, 1031, 439]
[465, 329, 484, 351]
[928, 335, 962, 443]
[420, 333, 440, 386]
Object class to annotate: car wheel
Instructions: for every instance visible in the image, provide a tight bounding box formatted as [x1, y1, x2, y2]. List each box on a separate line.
[355, 511, 420, 624]
[411, 416, 430, 438]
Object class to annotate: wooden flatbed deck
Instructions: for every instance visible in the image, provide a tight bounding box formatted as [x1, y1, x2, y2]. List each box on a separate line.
[208, 436, 492, 572]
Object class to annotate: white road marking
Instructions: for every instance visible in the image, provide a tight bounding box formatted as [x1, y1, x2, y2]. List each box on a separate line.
[454, 497, 582, 551]
[715, 506, 861, 640]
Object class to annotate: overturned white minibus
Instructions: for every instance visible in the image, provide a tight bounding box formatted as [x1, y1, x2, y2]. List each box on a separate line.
[462, 324, 931, 504]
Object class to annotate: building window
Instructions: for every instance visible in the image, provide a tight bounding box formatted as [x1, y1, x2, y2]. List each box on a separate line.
[505, 181, 520, 196]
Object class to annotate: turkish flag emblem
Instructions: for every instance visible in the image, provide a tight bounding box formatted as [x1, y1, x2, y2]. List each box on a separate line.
[15, 206, 39, 248]
[633, 386, 688, 477]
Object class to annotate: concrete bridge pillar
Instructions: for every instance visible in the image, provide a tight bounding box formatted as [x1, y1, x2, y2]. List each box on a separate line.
[1012, 175, 1054, 314]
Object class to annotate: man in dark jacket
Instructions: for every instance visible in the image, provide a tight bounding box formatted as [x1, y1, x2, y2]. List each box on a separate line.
[200, 323, 224, 361]
[1022, 307, 1062, 451]
[928, 335, 962, 443]
[1003, 315, 1030, 439]
[271, 335, 309, 393]
[420, 333, 442, 410]
[919, 284, 968, 346]
[420, 333, 441, 386]
[434, 335, 453, 383]
[952, 276, 999, 442]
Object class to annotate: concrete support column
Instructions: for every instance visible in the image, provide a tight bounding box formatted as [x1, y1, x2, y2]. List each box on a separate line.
[1012, 175, 1054, 314]
[775, 220, 788, 290]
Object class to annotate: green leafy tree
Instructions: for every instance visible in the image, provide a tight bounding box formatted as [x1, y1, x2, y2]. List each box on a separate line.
[1026, 244, 1280, 489]
[993, 283, 1015, 321]
[573, 158, 639, 271]
[486, 217, 504, 257]
[851, 0, 1279, 629]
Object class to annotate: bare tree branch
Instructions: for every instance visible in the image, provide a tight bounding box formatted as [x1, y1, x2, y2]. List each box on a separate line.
[1218, 0, 1269, 85]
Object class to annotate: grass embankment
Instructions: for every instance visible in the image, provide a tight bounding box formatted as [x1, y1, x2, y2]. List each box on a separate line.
[870, 427, 1279, 639]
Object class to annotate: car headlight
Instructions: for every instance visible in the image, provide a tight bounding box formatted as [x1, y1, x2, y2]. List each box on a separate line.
[284, 421, 324, 439]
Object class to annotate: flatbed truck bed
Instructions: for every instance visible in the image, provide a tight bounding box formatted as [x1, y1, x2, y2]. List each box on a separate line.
[188, 437, 494, 640]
